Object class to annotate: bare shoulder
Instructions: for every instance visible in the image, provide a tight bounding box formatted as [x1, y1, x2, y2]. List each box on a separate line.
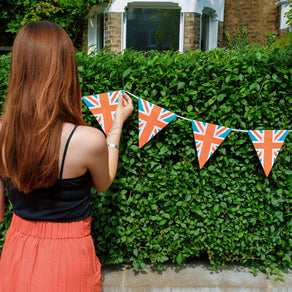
[74, 125, 106, 153]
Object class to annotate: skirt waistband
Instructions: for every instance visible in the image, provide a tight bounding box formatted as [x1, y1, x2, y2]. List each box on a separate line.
[10, 214, 91, 239]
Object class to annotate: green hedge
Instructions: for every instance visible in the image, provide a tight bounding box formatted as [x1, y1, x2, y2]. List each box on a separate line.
[0, 45, 291, 279]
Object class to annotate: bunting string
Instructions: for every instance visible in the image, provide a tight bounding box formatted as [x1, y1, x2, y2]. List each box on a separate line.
[82, 90, 291, 177]
[125, 91, 266, 134]
[126, 90, 292, 137]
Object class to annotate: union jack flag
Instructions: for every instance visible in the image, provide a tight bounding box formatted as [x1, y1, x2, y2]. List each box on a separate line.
[82, 90, 124, 135]
[192, 120, 232, 168]
[248, 130, 289, 176]
[139, 98, 177, 148]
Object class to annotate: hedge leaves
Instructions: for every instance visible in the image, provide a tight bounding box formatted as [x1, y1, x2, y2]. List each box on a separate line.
[0, 45, 291, 278]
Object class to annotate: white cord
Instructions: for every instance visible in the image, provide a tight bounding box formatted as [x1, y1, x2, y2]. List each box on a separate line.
[125, 91, 291, 132]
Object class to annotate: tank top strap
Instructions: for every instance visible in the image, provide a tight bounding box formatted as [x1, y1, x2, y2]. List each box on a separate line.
[59, 124, 78, 179]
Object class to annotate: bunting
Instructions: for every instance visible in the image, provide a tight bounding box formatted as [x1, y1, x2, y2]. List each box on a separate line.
[82, 90, 124, 135]
[81, 90, 291, 176]
[192, 121, 232, 168]
[138, 98, 177, 148]
[248, 130, 289, 176]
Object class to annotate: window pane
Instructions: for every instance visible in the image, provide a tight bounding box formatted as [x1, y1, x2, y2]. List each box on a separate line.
[97, 14, 104, 51]
[126, 8, 180, 51]
[201, 14, 210, 51]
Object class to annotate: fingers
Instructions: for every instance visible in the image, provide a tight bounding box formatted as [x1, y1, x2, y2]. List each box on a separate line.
[122, 93, 132, 104]
[115, 92, 134, 124]
[119, 92, 133, 107]
[118, 92, 124, 105]
[122, 96, 127, 107]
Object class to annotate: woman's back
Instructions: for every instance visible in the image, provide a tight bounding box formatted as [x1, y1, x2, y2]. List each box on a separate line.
[0, 21, 133, 292]
[7, 123, 94, 222]
[59, 122, 93, 179]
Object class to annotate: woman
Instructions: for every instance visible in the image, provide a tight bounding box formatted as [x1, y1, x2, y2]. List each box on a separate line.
[0, 21, 133, 291]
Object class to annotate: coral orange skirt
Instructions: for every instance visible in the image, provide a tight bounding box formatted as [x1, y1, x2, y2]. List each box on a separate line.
[0, 214, 102, 292]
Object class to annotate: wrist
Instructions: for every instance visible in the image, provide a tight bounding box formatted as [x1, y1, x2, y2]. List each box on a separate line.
[107, 143, 119, 150]
[109, 126, 122, 136]
[112, 115, 124, 128]
[106, 136, 120, 147]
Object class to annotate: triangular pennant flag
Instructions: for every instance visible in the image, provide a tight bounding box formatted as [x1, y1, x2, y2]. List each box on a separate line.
[138, 98, 177, 148]
[248, 130, 289, 176]
[82, 90, 124, 135]
[192, 120, 232, 168]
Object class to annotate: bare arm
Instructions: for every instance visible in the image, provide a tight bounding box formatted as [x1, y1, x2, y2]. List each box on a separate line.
[84, 93, 133, 192]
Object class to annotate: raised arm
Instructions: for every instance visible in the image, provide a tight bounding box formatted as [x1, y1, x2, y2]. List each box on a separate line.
[84, 92, 133, 192]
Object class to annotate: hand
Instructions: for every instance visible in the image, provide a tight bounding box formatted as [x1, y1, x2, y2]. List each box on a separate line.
[113, 92, 134, 126]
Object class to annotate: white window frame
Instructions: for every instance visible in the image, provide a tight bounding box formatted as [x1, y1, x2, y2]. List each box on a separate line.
[122, 2, 184, 52]
[200, 7, 218, 51]
[87, 5, 105, 54]
[277, 0, 291, 31]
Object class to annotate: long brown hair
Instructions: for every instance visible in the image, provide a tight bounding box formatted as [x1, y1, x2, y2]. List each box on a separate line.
[0, 21, 86, 193]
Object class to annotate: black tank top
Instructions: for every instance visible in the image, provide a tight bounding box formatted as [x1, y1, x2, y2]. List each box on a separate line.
[7, 125, 93, 223]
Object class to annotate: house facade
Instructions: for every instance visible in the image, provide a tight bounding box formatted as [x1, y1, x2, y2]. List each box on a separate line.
[86, 0, 225, 53]
[223, 0, 291, 46]
[0, 0, 291, 54]
[278, 0, 292, 34]
[85, 0, 291, 53]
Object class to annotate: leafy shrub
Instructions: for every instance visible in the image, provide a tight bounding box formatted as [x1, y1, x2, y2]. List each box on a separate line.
[225, 26, 249, 50]
[271, 32, 292, 49]
[0, 0, 111, 49]
[0, 45, 291, 279]
[0, 54, 10, 111]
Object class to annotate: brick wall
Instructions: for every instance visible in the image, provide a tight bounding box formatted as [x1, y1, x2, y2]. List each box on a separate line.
[84, 1, 289, 53]
[104, 12, 122, 51]
[183, 12, 201, 51]
[217, 21, 224, 48]
[223, 0, 278, 46]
